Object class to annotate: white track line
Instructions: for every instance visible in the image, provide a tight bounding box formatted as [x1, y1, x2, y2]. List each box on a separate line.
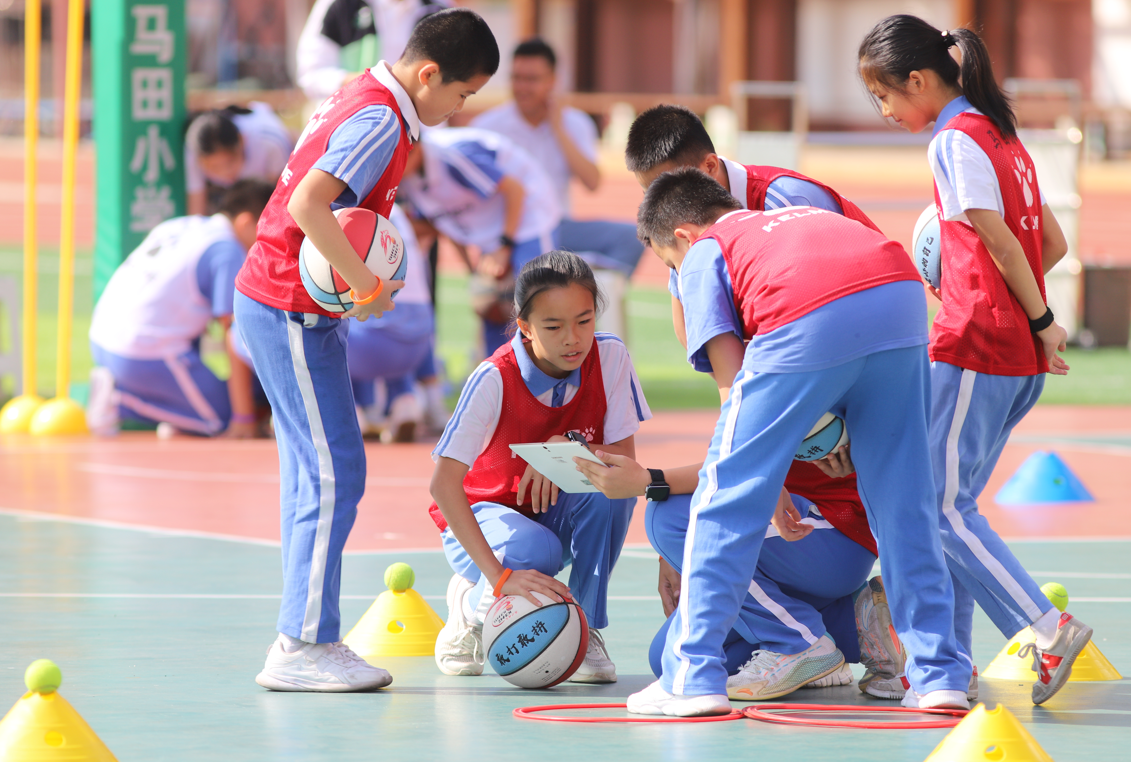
[75, 462, 428, 488]
[0, 593, 667, 602]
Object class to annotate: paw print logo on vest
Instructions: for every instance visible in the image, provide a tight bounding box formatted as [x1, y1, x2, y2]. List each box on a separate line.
[580, 427, 596, 442]
[1013, 155, 1035, 209]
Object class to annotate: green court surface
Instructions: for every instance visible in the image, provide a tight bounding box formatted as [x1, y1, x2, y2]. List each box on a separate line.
[3, 515, 1129, 761]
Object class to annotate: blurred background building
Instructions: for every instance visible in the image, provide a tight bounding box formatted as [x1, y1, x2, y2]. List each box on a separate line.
[0, 0, 1128, 153]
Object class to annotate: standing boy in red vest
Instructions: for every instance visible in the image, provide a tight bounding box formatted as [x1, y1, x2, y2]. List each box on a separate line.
[234, 9, 499, 693]
[627, 168, 969, 717]
[625, 104, 881, 360]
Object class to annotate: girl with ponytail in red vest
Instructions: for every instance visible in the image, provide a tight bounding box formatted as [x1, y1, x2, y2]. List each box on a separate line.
[429, 251, 652, 684]
[859, 14, 1091, 706]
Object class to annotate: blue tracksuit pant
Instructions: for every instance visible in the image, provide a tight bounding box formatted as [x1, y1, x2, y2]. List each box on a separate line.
[662, 344, 967, 697]
[234, 291, 364, 643]
[440, 493, 634, 629]
[646, 493, 873, 677]
[930, 362, 1053, 667]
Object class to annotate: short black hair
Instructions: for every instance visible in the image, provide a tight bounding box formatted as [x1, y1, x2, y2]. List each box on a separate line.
[637, 168, 741, 248]
[625, 104, 716, 175]
[513, 37, 556, 69]
[402, 8, 500, 84]
[218, 179, 274, 220]
[186, 108, 244, 156]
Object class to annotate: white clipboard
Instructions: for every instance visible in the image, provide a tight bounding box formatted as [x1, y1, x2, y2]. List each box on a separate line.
[508, 441, 608, 494]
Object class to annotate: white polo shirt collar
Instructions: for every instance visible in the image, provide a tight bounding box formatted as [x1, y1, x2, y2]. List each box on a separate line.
[372, 60, 421, 142]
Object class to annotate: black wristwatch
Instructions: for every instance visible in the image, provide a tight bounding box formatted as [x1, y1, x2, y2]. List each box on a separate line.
[499, 234, 517, 249]
[645, 468, 670, 502]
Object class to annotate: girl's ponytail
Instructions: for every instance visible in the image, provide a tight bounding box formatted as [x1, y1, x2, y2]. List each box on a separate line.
[859, 15, 1016, 139]
[950, 27, 1017, 139]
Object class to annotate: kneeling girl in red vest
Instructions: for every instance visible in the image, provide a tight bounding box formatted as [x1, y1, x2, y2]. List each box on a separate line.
[429, 251, 652, 683]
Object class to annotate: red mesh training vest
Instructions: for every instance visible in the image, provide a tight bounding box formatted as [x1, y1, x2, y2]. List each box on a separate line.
[703, 208, 921, 338]
[930, 113, 1048, 375]
[429, 340, 608, 532]
[745, 165, 882, 233]
[236, 71, 411, 316]
[785, 462, 876, 557]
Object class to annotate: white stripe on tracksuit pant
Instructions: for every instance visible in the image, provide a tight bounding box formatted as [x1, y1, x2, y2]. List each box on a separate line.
[929, 361, 1053, 662]
[661, 344, 969, 697]
[234, 291, 364, 644]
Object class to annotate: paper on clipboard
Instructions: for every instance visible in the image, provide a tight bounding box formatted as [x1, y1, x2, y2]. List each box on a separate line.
[508, 441, 608, 494]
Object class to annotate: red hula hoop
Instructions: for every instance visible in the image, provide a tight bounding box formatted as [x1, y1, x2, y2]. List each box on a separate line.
[513, 703, 745, 723]
[742, 703, 968, 730]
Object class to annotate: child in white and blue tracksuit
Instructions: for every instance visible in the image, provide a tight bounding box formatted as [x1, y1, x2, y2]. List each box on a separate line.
[858, 14, 1093, 706]
[629, 168, 969, 715]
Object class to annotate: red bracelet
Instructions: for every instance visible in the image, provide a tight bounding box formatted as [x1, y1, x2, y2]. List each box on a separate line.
[494, 568, 513, 597]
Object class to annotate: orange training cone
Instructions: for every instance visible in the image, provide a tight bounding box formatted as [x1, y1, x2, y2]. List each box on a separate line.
[343, 563, 444, 660]
[923, 703, 1054, 762]
[0, 660, 118, 761]
[984, 582, 1121, 682]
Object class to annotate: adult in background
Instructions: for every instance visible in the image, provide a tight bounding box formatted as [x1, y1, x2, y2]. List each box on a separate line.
[472, 38, 644, 337]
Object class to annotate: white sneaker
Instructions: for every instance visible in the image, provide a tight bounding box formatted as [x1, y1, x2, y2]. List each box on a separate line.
[866, 665, 979, 701]
[626, 680, 732, 717]
[86, 367, 119, 436]
[727, 634, 845, 700]
[435, 574, 484, 676]
[901, 688, 970, 710]
[381, 392, 422, 444]
[855, 576, 905, 695]
[569, 629, 616, 683]
[255, 636, 393, 692]
[803, 662, 853, 688]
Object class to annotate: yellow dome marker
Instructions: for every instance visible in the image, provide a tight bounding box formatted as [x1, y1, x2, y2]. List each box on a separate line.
[0, 660, 118, 761]
[343, 563, 445, 659]
[984, 582, 1122, 682]
[923, 703, 1054, 762]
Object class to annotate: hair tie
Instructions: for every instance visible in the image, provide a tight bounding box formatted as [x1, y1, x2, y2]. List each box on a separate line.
[941, 29, 957, 48]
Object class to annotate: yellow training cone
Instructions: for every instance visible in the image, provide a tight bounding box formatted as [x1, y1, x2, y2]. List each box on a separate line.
[924, 703, 1053, 762]
[343, 563, 444, 659]
[0, 660, 118, 761]
[984, 583, 1120, 681]
[983, 628, 1122, 681]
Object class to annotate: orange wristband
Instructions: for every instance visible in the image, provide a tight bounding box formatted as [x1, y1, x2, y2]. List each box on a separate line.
[349, 278, 383, 306]
[494, 568, 513, 597]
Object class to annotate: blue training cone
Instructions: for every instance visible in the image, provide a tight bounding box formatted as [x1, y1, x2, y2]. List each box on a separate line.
[994, 451, 1094, 506]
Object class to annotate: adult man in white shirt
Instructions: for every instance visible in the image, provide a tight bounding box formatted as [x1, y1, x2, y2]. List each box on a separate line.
[472, 39, 644, 336]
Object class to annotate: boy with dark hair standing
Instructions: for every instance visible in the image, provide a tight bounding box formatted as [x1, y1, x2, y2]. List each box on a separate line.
[625, 103, 880, 351]
[627, 168, 969, 716]
[234, 7, 499, 693]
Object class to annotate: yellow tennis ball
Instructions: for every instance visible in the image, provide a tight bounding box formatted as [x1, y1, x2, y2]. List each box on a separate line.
[25, 659, 62, 694]
[1041, 582, 1069, 613]
[384, 562, 415, 592]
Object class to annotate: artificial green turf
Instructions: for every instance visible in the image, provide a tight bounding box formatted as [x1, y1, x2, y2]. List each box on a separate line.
[2, 250, 1128, 409]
